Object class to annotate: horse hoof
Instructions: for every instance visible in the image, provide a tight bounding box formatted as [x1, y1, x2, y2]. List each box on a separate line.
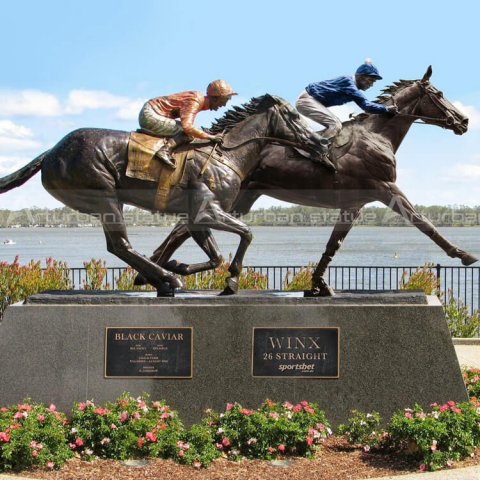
[133, 273, 147, 286]
[462, 254, 479, 266]
[156, 282, 175, 297]
[219, 277, 238, 296]
[304, 280, 335, 297]
[169, 276, 184, 289]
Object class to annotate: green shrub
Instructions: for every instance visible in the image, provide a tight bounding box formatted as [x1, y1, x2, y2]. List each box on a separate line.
[0, 400, 72, 471]
[69, 393, 183, 461]
[82, 259, 109, 290]
[114, 266, 155, 291]
[283, 264, 315, 291]
[463, 368, 480, 401]
[174, 421, 221, 468]
[444, 291, 480, 338]
[386, 401, 480, 471]
[205, 400, 331, 461]
[0, 256, 71, 320]
[184, 261, 267, 290]
[338, 410, 383, 448]
[399, 264, 440, 296]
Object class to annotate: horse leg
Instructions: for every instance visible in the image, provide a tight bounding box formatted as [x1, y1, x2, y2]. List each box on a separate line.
[308, 208, 362, 297]
[134, 222, 191, 286]
[382, 185, 478, 265]
[134, 223, 223, 285]
[189, 201, 253, 295]
[100, 199, 183, 295]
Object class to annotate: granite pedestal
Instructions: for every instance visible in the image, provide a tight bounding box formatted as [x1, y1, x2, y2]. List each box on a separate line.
[0, 290, 467, 425]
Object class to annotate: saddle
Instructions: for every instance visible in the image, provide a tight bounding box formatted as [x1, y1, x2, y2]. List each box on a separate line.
[288, 121, 355, 167]
[126, 132, 191, 211]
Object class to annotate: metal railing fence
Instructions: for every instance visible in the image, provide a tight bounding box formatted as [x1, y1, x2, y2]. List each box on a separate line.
[67, 264, 479, 313]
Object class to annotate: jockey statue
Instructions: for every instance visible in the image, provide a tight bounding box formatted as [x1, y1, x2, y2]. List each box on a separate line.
[295, 59, 398, 166]
[138, 80, 237, 168]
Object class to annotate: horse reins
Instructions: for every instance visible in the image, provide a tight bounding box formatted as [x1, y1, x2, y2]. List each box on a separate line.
[390, 85, 453, 127]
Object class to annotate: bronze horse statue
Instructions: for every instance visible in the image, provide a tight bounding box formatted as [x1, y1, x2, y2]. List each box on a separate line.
[0, 94, 326, 294]
[134, 66, 478, 295]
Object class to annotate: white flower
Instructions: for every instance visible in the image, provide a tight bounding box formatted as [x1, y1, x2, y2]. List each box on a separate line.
[217, 428, 224, 434]
[70, 428, 78, 434]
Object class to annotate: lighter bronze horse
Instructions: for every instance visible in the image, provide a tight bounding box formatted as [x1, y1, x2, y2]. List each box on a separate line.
[135, 66, 478, 295]
[0, 94, 326, 294]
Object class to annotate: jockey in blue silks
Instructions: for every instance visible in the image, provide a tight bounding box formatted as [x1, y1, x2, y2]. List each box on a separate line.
[296, 59, 398, 148]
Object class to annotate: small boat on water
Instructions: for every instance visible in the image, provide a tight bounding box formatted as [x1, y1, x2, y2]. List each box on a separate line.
[2, 239, 16, 245]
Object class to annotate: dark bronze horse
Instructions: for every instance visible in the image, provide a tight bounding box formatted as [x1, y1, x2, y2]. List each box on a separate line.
[135, 66, 478, 295]
[0, 95, 325, 294]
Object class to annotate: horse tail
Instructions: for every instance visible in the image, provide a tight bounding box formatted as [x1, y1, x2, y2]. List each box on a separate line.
[0, 150, 48, 194]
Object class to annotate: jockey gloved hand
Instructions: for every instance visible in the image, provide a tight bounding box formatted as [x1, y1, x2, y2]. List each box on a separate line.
[210, 134, 224, 145]
[386, 105, 399, 115]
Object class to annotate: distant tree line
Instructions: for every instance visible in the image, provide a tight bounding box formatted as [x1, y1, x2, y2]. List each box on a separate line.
[0, 204, 479, 228]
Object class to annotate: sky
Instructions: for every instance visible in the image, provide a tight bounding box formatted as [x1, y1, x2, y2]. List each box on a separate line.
[0, 0, 479, 210]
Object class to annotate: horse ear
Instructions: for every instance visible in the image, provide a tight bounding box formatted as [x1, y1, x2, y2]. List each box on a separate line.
[421, 66, 433, 83]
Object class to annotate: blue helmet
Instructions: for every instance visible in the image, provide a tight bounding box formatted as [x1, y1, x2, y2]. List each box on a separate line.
[355, 59, 382, 80]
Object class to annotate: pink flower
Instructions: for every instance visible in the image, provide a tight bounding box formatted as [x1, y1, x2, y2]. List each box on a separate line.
[137, 437, 144, 449]
[0, 432, 10, 443]
[78, 402, 87, 411]
[178, 450, 184, 458]
[161, 412, 170, 420]
[240, 408, 254, 416]
[111, 423, 117, 430]
[278, 444, 286, 453]
[317, 423, 325, 431]
[14, 411, 27, 420]
[32, 450, 38, 458]
[451, 407, 462, 415]
[430, 440, 438, 451]
[306, 437, 314, 446]
[404, 411, 413, 419]
[419, 464, 426, 472]
[145, 431, 157, 443]
[293, 405, 302, 413]
[301, 400, 309, 407]
[363, 445, 371, 452]
[48, 404, 57, 412]
[0, 407, 8, 413]
[222, 437, 231, 448]
[37, 414, 45, 423]
[447, 401, 456, 407]
[283, 402, 293, 410]
[152, 401, 161, 410]
[47, 461, 55, 470]
[226, 403, 234, 411]
[75, 438, 84, 447]
[120, 411, 129, 423]
[193, 461, 201, 469]
[17, 404, 32, 412]
[133, 411, 141, 420]
[215, 442, 223, 450]
[304, 406, 315, 415]
[267, 447, 276, 454]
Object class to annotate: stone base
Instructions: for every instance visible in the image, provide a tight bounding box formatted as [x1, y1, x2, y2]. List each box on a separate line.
[0, 290, 467, 425]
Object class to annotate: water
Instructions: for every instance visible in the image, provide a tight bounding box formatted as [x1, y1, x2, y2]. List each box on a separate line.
[0, 226, 478, 268]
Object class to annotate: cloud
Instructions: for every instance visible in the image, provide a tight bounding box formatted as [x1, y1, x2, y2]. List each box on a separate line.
[453, 101, 480, 129]
[115, 99, 144, 120]
[0, 90, 62, 117]
[0, 121, 42, 152]
[0, 155, 33, 175]
[65, 89, 133, 114]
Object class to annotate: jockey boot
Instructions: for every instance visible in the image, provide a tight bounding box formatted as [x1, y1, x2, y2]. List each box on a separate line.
[313, 138, 337, 172]
[154, 133, 191, 169]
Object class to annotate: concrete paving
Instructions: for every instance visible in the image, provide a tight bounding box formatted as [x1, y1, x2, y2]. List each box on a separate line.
[454, 338, 480, 369]
[376, 464, 480, 479]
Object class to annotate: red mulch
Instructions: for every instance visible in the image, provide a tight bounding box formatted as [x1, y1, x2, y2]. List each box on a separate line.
[8, 437, 480, 480]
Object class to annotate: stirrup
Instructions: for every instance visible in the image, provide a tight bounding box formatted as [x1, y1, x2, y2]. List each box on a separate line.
[154, 150, 177, 169]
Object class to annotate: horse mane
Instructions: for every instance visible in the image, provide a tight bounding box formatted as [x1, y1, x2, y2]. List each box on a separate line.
[352, 79, 417, 123]
[205, 94, 279, 135]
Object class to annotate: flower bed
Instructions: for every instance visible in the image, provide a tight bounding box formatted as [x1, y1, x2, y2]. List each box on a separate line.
[1, 371, 480, 473]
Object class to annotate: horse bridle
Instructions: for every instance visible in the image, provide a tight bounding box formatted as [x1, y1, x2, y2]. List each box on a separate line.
[392, 82, 455, 127]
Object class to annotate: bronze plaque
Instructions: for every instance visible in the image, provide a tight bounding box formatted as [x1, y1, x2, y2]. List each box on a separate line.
[105, 327, 192, 378]
[252, 327, 339, 378]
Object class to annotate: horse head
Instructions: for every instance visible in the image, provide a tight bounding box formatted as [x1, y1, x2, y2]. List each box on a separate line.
[390, 66, 468, 135]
